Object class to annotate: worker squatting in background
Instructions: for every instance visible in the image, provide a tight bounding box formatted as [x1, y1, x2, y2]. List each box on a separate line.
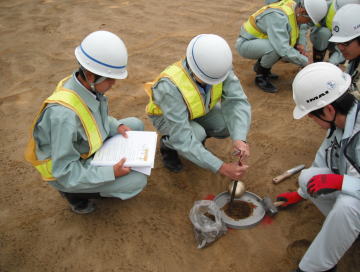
[236, 0, 328, 93]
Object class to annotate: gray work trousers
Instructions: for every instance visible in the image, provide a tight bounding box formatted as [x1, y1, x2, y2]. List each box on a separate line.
[297, 167, 360, 271]
[152, 104, 230, 152]
[235, 37, 280, 69]
[310, 27, 332, 51]
[50, 117, 148, 200]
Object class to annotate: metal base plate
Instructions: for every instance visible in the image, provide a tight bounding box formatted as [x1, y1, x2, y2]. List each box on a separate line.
[214, 191, 265, 229]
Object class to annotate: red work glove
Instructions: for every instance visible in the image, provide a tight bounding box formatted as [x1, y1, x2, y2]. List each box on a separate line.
[307, 174, 343, 197]
[276, 191, 304, 207]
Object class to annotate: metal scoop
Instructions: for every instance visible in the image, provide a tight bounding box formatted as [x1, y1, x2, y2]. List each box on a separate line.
[228, 180, 246, 213]
[228, 180, 246, 199]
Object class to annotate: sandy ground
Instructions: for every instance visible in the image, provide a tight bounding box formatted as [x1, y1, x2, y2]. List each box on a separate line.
[1, 0, 360, 271]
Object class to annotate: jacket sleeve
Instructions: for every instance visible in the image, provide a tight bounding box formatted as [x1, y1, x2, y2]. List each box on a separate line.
[311, 137, 330, 168]
[342, 137, 360, 199]
[342, 175, 360, 200]
[35, 106, 115, 190]
[312, 130, 360, 200]
[152, 79, 224, 172]
[328, 46, 345, 65]
[220, 71, 251, 141]
[297, 23, 309, 46]
[258, 11, 308, 66]
[108, 115, 122, 136]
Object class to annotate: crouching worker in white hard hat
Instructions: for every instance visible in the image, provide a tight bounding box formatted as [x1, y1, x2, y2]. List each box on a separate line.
[144, 34, 251, 181]
[275, 62, 360, 272]
[329, 3, 360, 99]
[235, 0, 328, 93]
[24, 31, 147, 214]
[308, 0, 359, 64]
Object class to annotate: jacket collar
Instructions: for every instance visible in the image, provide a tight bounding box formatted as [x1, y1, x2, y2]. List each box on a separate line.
[63, 72, 101, 113]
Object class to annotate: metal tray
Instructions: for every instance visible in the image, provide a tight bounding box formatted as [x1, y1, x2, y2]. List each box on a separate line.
[214, 191, 265, 229]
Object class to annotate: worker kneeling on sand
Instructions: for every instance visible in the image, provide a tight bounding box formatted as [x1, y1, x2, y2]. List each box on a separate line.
[144, 34, 250, 180]
[25, 31, 147, 214]
[276, 62, 360, 272]
[235, 0, 328, 93]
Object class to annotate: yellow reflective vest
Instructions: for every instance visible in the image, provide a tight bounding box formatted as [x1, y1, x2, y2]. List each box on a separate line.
[144, 61, 223, 120]
[242, 0, 299, 47]
[325, 1, 336, 30]
[24, 76, 103, 181]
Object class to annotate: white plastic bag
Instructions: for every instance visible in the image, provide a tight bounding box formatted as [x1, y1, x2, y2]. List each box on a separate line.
[189, 200, 227, 248]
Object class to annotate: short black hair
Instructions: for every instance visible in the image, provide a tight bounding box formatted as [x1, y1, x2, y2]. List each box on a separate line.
[310, 91, 356, 117]
[78, 66, 103, 81]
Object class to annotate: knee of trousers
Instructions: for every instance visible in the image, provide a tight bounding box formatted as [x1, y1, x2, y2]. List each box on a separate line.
[260, 50, 281, 68]
[208, 126, 230, 139]
[124, 117, 144, 131]
[298, 168, 332, 196]
[114, 172, 148, 193]
[235, 37, 244, 55]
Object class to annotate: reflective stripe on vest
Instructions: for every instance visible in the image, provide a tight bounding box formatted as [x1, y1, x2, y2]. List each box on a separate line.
[243, 0, 299, 47]
[24, 76, 103, 181]
[325, 1, 336, 30]
[144, 61, 223, 120]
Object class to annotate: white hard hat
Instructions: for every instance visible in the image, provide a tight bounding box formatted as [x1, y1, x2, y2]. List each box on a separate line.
[292, 62, 351, 119]
[75, 30, 128, 79]
[186, 34, 232, 85]
[335, 0, 360, 10]
[329, 4, 360, 42]
[303, 0, 328, 24]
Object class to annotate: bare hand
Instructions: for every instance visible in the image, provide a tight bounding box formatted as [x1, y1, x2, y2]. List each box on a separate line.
[219, 162, 249, 180]
[296, 44, 306, 55]
[113, 158, 131, 177]
[117, 124, 131, 138]
[233, 140, 250, 163]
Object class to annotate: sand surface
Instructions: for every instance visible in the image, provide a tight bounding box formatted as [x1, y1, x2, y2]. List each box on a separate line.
[1, 0, 359, 271]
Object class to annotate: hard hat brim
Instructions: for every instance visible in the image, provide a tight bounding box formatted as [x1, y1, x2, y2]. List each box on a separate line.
[329, 33, 360, 43]
[293, 106, 308, 119]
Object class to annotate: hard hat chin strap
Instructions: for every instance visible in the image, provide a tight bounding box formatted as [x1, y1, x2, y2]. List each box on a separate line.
[79, 67, 107, 95]
[312, 110, 337, 139]
[185, 59, 207, 87]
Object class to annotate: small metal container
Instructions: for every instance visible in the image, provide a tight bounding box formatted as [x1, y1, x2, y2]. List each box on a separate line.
[214, 191, 266, 229]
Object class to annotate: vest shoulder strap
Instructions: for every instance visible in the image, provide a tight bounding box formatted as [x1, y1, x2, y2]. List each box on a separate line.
[24, 76, 103, 181]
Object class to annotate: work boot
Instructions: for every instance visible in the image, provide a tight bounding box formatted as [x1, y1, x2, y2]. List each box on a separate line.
[59, 192, 96, 214]
[253, 60, 277, 93]
[160, 136, 183, 173]
[254, 58, 279, 80]
[254, 74, 277, 93]
[313, 47, 327, 63]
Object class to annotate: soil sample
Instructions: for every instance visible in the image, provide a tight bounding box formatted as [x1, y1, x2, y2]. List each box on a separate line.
[223, 200, 255, 220]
